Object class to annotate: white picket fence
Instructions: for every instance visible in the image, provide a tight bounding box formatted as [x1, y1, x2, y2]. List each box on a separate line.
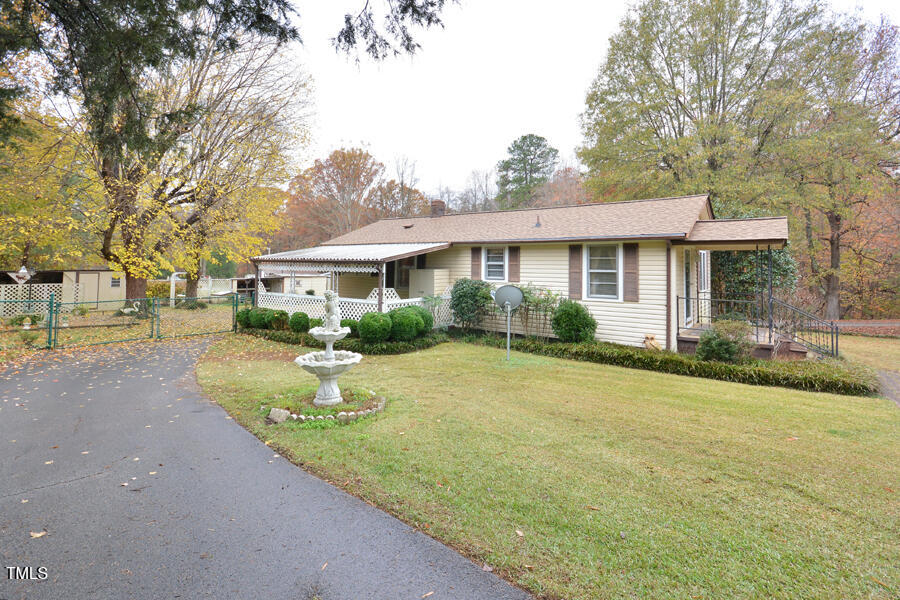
[0, 283, 81, 317]
[257, 287, 453, 328]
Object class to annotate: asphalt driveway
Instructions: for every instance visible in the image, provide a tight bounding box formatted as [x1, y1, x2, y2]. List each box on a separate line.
[0, 339, 531, 600]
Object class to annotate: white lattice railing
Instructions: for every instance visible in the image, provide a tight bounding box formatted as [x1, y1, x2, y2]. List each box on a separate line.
[257, 288, 453, 329]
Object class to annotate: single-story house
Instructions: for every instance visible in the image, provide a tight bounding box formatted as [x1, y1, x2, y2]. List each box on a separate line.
[252, 195, 833, 357]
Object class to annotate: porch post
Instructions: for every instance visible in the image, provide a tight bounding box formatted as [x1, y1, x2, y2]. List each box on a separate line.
[767, 246, 774, 344]
[377, 263, 384, 313]
[252, 262, 259, 307]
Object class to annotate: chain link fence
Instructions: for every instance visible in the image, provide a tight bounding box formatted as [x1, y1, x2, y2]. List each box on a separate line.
[0, 294, 243, 353]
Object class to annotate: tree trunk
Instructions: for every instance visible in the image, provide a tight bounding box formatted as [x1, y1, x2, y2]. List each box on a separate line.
[125, 274, 148, 300]
[185, 276, 199, 298]
[803, 207, 820, 296]
[824, 211, 842, 320]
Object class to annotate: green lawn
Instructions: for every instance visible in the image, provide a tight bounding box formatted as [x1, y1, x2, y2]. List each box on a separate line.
[840, 334, 900, 372]
[198, 336, 899, 600]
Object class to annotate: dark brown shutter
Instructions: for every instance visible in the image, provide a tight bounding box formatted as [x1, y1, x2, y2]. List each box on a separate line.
[470, 247, 482, 280]
[507, 246, 520, 282]
[568, 244, 582, 299]
[416, 254, 427, 269]
[623, 243, 639, 302]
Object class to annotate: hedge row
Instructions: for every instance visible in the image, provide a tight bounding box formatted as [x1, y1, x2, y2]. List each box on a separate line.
[242, 327, 449, 355]
[453, 332, 879, 396]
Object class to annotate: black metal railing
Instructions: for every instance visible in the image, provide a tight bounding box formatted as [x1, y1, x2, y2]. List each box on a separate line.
[770, 298, 838, 357]
[676, 296, 768, 343]
[676, 296, 838, 356]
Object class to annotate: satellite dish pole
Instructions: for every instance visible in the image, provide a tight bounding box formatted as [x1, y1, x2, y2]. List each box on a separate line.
[504, 299, 511, 360]
[493, 285, 524, 362]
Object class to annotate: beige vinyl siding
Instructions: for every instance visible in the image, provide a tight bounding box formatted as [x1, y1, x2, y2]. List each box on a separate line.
[453, 242, 669, 348]
[424, 246, 471, 283]
[337, 273, 379, 299]
[581, 241, 668, 347]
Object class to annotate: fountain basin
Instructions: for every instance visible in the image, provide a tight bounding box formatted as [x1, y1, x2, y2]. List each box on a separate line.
[295, 350, 362, 406]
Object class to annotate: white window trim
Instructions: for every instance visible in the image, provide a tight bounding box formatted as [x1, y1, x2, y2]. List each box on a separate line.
[698, 250, 710, 293]
[583, 243, 623, 302]
[482, 246, 508, 282]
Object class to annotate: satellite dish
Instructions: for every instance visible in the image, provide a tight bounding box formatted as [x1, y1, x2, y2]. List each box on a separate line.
[494, 285, 523, 311]
[493, 285, 523, 361]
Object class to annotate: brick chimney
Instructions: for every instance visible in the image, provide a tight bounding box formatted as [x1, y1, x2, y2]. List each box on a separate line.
[430, 199, 446, 217]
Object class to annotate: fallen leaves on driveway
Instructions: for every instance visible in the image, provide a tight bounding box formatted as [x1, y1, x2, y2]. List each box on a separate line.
[30, 531, 47, 539]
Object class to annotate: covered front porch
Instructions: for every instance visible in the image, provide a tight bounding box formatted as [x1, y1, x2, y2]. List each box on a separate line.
[250, 243, 454, 325]
[672, 219, 838, 358]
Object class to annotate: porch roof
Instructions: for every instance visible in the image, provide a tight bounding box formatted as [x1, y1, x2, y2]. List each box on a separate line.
[252, 242, 450, 273]
[678, 217, 788, 250]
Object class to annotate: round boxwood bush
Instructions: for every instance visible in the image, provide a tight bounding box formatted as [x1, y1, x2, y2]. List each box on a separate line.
[340, 318, 359, 337]
[249, 308, 269, 329]
[358, 312, 392, 343]
[389, 307, 423, 342]
[407, 305, 433, 333]
[551, 300, 597, 342]
[236, 308, 252, 328]
[265, 309, 289, 330]
[309, 317, 324, 329]
[289, 311, 310, 333]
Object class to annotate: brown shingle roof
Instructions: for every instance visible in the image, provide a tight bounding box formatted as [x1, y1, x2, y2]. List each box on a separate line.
[323, 195, 712, 245]
[686, 218, 788, 243]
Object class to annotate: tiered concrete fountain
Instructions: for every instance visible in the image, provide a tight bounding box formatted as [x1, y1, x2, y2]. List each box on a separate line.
[294, 290, 362, 406]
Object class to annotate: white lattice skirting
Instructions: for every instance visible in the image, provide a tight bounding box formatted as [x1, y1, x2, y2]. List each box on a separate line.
[257, 288, 453, 328]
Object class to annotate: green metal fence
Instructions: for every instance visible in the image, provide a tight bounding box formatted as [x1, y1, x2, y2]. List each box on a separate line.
[0, 294, 241, 352]
[0, 295, 55, 351]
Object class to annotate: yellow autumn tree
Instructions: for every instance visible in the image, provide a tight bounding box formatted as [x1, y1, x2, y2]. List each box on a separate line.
[71, 13, 310, 298]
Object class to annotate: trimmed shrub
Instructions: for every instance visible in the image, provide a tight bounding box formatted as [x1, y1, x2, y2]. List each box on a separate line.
[249, 308, 270, 329]
[309, 317, 324, 329]
[358, 312, 392, 343]
[305, 289, 316, 296]
[389, 307, 423, 342]
[146, 280, 184, 298]
[407, 305, 434, 332]
[453, 331, 877, 396]
[242, 327, 448, 355]
[236, 308, 252, 328]
[340, 318, 359, 337]
[551, 300, 597, 342]
[289, 311, 310, 333]
[266, 309, 289, 330]
[696, 319, 753, 363]
[450, 278, 493, 330]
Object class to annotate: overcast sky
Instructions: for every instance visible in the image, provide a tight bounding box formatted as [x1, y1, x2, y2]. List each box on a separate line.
[291, 0, 900, 196]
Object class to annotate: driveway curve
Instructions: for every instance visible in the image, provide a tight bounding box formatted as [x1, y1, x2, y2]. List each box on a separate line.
[0, 339, 531, 600]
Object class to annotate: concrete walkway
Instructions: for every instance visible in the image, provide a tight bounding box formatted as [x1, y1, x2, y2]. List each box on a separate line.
[877, 369, 900, 408]
[0, 339, 531, 600]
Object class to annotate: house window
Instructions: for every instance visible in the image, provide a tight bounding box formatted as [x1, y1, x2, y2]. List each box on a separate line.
[483, 247, 506, 281]
[586, 244, 619, 299]
[110, 276, 121, 288]
[698, 251, 710, 292]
